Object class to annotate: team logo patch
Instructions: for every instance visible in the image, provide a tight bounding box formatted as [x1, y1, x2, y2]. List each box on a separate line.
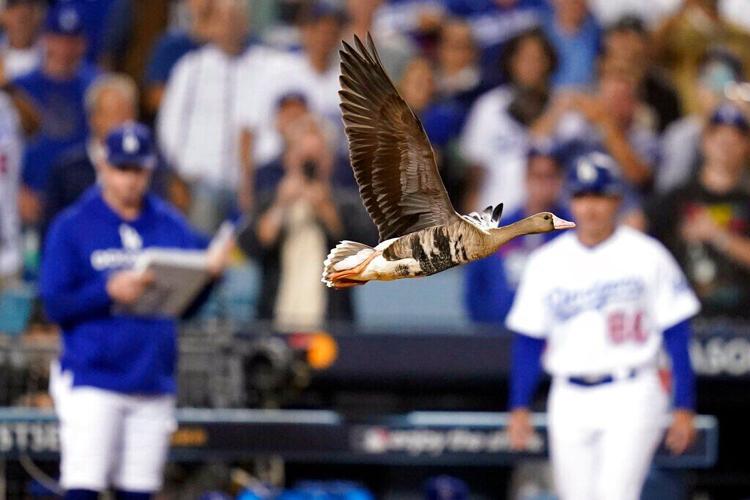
[119, 224, 142, 252]
[123, 133, 139, 154]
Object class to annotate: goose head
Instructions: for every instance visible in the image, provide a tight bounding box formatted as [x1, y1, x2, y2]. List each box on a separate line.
[524, 212, 576, 234]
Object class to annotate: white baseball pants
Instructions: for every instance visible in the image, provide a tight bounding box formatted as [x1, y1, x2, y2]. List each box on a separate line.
[50, 364, 176, 492]
[547, 370, 669, 500]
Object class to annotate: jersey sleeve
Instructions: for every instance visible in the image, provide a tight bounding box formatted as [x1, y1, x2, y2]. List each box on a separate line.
[39, 217, 112, 327]
[505, 253, 551, 338]
[652, 243, 700, 330]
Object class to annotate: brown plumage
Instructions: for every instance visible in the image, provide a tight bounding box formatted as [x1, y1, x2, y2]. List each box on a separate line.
[322, 34, 575, 289]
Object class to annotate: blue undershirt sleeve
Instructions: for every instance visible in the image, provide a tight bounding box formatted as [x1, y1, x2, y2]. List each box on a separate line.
[509, 332, 545, 409]
[662, 319, 696, 410]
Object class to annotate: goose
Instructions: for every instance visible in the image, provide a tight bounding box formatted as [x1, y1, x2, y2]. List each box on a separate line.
[322, 34, 575, 289]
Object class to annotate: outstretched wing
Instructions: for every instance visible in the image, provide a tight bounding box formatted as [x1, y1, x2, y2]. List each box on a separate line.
[339, 33, 459, 242]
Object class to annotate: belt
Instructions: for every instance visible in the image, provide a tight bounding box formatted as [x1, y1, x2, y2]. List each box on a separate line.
[566, 368, 639, 387]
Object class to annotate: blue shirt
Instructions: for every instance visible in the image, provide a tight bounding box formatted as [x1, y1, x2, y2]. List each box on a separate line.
[14, 64, 98, 191]
[144, 31, 203, 85]
[541, 12, 601, 88]
[464, 203, 571, 324]
[40, 187, 207, 394]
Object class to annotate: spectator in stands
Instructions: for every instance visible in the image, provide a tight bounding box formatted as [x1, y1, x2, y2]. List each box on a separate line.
[433, 18, 485, 110]
[659, 48, 743, 194]
[237, 1, 347, 172]
[343, 0, 415, 82]
[444, 0, 545, 85]
[601, 15, 682, 133]
[648, 102, 750, 319]
[540, 0, 601, 88]
[0, 91, 23, 291]
[460, 28, 557, 214]
[239, 114, 375, 331]
[464, 144, 570, 325]
[653, 0, 750, 114]
[55, 0, 118, 64]
[42, 74, 170, 238]
[143, 0, 214, 116]
[98, 0, 171, 87]
[372, 0, 445, 44]
[157, 0, 252, 233]
[532, 65, 659, 220]
[14, 3, 98, 225]
[0, 0, 45, 81]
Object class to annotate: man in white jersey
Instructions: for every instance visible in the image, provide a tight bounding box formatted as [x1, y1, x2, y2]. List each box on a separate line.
[506, 152, 700, 500]
[0, 90, 23, 289]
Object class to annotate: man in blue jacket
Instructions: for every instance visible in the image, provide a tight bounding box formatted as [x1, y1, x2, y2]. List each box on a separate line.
[40, 122, 230, 499]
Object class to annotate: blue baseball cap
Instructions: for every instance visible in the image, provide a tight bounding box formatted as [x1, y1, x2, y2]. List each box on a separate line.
[568, 152, 623, 197]
[104, 123, 157, 170]
[44, 4, 84, 36]
[709, 102, 750, 132]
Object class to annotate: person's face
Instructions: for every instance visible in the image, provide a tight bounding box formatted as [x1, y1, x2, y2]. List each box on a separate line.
[1, 2, 44, 48]
[510, 37, 550, 89]
[526, 156, 563, 208]
[604, 30, 647, 65]
[210, 1, 248, 51]
[288, 128, 332, 178]
[302, 16, 343, 59]
[345, 0, 382, 22]
[99, 162, 151, 208]
[570, 193, 620, 238]
[599, 74, 637, 123]
[552, 0, 588, 26]
[187, 0, 213, 22]
[90, 88, 137, 141]
[44, 33, 85, 76]
[702, 124, 749, 172]
[438, 22, 476, 73]
[400, 58, 434, 112]
[276, 99, 309, 135]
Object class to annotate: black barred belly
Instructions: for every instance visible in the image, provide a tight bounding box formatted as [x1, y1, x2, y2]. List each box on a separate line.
[409, 226, 465, 276]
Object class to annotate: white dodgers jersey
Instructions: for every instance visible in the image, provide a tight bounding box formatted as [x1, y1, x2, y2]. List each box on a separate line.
[0, 92, 22, 277]
[506, 226, 700, 376]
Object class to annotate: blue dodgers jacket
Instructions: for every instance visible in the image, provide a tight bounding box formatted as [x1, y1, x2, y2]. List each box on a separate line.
[40, 186, 207, 394]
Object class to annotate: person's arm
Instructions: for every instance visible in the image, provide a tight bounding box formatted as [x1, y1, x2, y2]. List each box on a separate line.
[39, 221, 113, 326]
[662, 319, 697, 455]
[238, 128, 254, 213]
[1, 83, 40, 136]
[508, 332, 545, 451]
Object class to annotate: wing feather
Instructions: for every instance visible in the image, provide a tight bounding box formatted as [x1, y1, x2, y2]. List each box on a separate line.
[339, 34, 459, 241]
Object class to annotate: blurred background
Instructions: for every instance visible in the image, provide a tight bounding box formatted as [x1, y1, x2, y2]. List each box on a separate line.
[1, 0, 750, 498]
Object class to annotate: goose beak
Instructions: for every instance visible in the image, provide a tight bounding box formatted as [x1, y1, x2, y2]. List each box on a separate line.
[552, 215, 576, 230]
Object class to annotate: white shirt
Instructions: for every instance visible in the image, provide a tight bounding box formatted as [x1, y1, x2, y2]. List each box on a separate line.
[0, 92, 23, 277]
[586, 0, 681, 28]
[238, 50, 342, 166]
[506, 227, 700, 376]
[157, 44, 257, 188]
[0, 38, 42, 80]
[460, 85, 529, 213]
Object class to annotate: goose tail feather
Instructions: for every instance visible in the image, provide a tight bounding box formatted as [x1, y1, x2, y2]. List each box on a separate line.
[322, 241, 375, 287]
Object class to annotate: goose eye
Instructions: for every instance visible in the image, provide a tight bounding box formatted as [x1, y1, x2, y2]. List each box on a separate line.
[544, 215, 551, 220]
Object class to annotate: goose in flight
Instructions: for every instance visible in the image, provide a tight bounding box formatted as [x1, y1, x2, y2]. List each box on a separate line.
[322, 34, 575, 289]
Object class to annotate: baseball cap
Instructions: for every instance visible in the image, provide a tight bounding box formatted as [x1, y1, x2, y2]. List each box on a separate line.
[605, 15, 646, 35]
[568, 152, 623, 197]
[104, 123, 157, 170]
[44, 3, 83, 36]
[709, 102, 750, 132]
[298, 0, 348, 25]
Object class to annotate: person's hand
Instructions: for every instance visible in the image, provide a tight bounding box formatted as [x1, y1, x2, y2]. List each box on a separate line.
[574, 94, 608, 125]
[305, 179, 333, 210]
[106, 270, 154, 305]
[508, 408, 535, 451]
[276, 173, 305, 207]
[681, 210, 721, 244]
[665, 409, 696, 455]
[18, 186, 42, 224]
[206, 231, 235, 277]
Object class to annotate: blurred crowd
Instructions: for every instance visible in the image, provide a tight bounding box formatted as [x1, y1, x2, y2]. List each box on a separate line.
[1, 0, 750, 332]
